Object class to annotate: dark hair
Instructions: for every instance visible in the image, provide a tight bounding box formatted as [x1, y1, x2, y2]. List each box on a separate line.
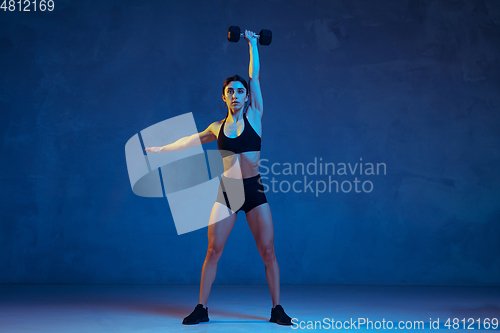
[222, 75, 249, 95]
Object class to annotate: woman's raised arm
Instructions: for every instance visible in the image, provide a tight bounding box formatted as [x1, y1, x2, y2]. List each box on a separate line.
[245, 30, 263, 116]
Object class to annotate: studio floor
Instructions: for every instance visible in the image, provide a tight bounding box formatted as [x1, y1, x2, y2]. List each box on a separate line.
[0, 284, 499, 332]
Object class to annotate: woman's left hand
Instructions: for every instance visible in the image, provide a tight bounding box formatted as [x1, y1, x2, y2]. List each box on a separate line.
[244, 30, 258, 44]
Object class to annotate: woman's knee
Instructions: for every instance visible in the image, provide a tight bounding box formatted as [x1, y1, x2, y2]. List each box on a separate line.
[261, 246, 276, 263]
[206, 245, 224, 262]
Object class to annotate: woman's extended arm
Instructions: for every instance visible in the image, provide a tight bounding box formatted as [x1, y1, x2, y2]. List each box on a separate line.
[245, 30, 264, 115]
[145, 122, 218, 153]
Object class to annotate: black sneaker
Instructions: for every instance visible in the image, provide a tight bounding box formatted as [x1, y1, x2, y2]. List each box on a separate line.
[269, 304, 292, 325]
[182, 304, 209, 325]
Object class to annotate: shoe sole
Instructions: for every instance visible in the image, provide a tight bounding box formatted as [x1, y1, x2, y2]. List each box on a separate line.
[270, 318, 292, 325]
[183, 317, 209, 325]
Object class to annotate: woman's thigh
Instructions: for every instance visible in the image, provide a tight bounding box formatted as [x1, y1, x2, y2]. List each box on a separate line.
[245, 203, 274, 250]
[207, 202, 237, 250]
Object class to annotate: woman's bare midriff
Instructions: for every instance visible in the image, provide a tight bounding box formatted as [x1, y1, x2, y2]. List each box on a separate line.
[222, 151, 260, 179]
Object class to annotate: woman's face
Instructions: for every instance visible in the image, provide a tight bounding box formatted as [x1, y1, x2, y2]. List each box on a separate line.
[222, 81, 248, 111]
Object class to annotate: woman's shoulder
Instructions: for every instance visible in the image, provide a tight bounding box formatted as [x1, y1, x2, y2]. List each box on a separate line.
[208, 118, 226, 136]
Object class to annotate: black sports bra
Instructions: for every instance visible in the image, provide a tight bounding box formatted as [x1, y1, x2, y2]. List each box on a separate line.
[217, 112, 261, 158]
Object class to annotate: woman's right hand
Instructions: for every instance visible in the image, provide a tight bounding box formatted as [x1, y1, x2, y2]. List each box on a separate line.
[145, 147, 162, 153]
[244, 30, 258, 44]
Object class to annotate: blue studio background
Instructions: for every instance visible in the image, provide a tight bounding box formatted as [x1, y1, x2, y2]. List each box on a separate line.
[1, 0, 499, 286]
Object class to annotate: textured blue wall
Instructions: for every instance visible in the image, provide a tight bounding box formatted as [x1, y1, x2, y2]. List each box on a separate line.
[1, 0, 499, 285]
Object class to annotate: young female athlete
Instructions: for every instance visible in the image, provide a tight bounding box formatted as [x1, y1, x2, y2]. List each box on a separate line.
[145, 30, 292, 326]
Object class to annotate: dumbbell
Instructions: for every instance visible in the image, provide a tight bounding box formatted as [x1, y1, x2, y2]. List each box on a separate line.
[227, 26, 272, 46]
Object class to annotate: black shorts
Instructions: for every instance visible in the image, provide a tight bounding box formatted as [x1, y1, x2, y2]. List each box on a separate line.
[216, 174, 268, 214]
